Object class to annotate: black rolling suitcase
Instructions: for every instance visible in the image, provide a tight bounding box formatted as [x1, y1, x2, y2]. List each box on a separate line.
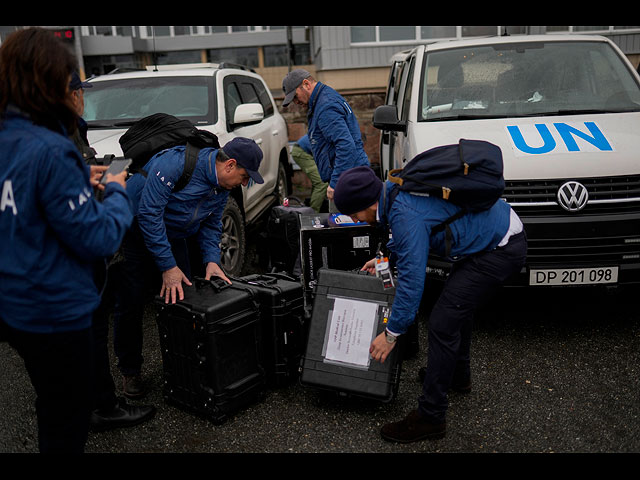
[300, 268, 402, 402]
[231, 273, 305, 387]
[155, 277, 266, 424]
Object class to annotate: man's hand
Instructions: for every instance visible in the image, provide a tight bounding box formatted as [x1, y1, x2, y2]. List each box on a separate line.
[326, 185, 334, 200]
[205, 262, 231, 284]
[160, 266, 192, 304]
[361, 258, 376, 275]
[370, 331, 396, 363]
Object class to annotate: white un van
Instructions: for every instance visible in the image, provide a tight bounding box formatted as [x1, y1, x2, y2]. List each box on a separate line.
[373, 34, 640, 288]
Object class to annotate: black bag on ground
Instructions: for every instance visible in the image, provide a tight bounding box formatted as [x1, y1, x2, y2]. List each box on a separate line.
[155, 277, 266, 424]
[266, 197, 315, 276]
[119, 113, 220, 192]
[300, 268, 403, 403]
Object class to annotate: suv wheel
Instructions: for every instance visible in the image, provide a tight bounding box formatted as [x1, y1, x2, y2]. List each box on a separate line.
[220, 196, 245, 276]
[275, 160, 290, 204]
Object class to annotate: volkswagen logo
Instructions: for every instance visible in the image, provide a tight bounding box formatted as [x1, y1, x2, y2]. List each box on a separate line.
[557, 181, 589, 212]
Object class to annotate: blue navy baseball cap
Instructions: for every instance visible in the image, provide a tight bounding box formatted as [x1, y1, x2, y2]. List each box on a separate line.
[223, 137, 264, 184]
[69, 71, 92, 90]
[334, 166, 382, 215]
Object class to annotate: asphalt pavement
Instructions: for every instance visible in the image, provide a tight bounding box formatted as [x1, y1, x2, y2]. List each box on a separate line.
[1, 274, 639, 457]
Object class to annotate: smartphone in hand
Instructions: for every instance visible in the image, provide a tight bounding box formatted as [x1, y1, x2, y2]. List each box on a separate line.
[100, 158, 132, 185]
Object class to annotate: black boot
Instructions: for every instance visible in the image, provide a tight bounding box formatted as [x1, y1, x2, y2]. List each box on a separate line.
[381, 409, 446, 443]
[90, 397, 156, 432]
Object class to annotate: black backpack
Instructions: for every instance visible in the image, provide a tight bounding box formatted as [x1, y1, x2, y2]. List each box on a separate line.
[119, 113, 220, 192]
[386, 139, 505, 255]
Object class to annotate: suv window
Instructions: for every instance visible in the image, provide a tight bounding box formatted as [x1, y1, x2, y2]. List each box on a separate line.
[419, 41, 640, 121]
[223, 75, 274, 129]
[84, 76, 216, 126]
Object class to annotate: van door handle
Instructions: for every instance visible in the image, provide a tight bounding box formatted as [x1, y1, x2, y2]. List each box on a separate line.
[272, 130, 279, 136]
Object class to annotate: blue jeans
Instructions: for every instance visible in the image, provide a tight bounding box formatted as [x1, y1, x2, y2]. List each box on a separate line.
[113, 219, 191, 376]
[418, 231, 527, 422]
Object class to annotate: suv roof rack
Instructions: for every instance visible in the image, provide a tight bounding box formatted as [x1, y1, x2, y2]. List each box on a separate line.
[143, 62, 255, 73]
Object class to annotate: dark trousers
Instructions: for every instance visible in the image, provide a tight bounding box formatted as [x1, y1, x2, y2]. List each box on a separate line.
[418, 231, 527, 422]
[2, 319, 93, 453]
[113, 219, 191, 376]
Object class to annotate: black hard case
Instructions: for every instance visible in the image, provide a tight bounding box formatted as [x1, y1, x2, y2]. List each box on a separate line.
[266, 202, 315, 276]
[232, 273, 306, 387]
[300, 268, 402, 402]
[299, 214, 386, 306]
[155, 277, 266, 424]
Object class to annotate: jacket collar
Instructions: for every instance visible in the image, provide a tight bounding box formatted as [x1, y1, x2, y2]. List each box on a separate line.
[307, 82, 325, 119]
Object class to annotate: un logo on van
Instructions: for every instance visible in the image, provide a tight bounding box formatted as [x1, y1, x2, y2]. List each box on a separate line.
[557, 181, 589, 212]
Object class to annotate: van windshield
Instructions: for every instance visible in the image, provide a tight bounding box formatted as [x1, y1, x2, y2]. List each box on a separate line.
[83, 76, 216, 127]
[420, 40, 640, 121]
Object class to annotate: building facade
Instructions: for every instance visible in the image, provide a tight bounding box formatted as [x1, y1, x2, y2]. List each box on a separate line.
[2, 25, 638, 167]
[2, 26, 638, 95]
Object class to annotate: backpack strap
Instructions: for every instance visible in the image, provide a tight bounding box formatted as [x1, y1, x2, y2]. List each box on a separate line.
[173, 142, 200, 193]
[432, 208, 468, 258]
[134, 143, 201, 193]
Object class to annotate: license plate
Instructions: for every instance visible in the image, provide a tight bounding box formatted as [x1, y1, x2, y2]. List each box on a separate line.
[529, 267, 618, 286]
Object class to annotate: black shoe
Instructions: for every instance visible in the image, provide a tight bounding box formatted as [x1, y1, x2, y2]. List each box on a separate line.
[122, 374, 147, 399]
[90, 397, 156, 432]
[381, 409, 446, 443]
[417, 367, 472, 394]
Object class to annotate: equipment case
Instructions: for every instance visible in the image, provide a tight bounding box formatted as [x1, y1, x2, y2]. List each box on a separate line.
[155, 277, 266, 424]
[266, 200, 315, 276]
[232, 273, 305, 387]
[299, 214, 386, 307]
[300, 268, 402, 402]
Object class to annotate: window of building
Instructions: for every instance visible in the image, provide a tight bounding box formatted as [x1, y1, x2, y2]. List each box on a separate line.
[152, 50, 202, 65]
[263, 44, 311, 67]
[208, 47, 259, 68]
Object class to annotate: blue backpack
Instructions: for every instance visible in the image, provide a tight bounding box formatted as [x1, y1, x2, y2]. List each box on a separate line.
[387, 139, 505, 255]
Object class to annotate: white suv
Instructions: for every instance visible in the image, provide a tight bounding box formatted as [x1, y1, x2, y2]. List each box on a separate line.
[83, 63, 290, 276]
[374, 35, 640, 289]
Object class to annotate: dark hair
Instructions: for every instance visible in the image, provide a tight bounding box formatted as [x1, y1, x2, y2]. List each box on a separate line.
[0, 27, 78, 134]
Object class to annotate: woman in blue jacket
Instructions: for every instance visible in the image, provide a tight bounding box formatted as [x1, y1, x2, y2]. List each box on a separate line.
[334, 165, 527, 443]
[0, 28, 133, 452]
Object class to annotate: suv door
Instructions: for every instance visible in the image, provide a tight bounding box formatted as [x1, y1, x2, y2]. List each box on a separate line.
[222, 74, 274, 212]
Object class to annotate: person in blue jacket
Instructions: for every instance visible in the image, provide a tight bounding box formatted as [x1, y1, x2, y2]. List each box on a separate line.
[282, 69, 369, 212]
[333, 166, 527, 443]
[112, 136, 263, 398]
[0, 28, 133, 453]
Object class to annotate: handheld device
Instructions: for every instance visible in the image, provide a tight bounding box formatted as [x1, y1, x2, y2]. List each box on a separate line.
[100, 158, 132, 185]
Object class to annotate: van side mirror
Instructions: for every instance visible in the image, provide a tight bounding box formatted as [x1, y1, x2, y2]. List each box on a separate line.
[373, 105, 406, 133]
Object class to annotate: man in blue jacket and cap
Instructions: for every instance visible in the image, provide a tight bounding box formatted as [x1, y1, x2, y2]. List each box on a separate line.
[113, 136, 263, 398]
[334, 165, 527, 443]
[282, 69, 369, 212]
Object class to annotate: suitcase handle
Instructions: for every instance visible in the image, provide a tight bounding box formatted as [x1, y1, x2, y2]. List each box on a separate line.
[230, 274, 277, 286]
[194, 276, 230, 292]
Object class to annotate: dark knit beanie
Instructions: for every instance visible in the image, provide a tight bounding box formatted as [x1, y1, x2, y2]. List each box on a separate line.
[334, 166, 383, 215]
